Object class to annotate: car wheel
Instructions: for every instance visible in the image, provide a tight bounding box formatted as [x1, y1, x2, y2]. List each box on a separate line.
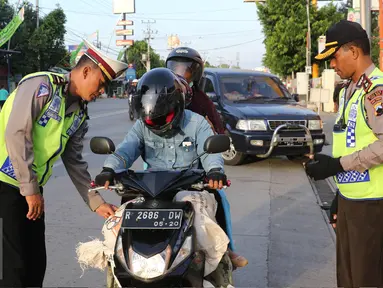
[222, 136, 246, 166]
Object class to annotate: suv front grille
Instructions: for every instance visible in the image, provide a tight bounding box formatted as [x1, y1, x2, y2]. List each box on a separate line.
[267, 120, 307, 131]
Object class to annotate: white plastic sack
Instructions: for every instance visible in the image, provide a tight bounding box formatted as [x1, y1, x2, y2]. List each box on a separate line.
[76, 192, 229, 278]
[174, 190, 230, 276]
[76, 199, 136, 275]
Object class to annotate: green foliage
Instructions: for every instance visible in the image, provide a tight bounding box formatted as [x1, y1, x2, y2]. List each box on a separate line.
[257, 0, 344, 76]
[0, 2, 69, 75]
[125, 40, 165, 78]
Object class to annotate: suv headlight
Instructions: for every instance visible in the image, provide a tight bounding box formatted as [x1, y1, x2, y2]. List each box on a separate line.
[308, 120, 323, 130]
[236, 120, 267, 131]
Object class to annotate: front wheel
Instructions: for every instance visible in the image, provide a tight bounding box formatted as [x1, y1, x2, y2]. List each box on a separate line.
[129, 109, 134, 121]
[222, 135, 246, 166]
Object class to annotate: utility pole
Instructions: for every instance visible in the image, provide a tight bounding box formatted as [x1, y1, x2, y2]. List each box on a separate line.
[36, 0, 40, 71]
[360, 0, 372, 43]
[236, 52, 240, 67]
[142, 20, 157, 72]
[306, 0, 311, 106]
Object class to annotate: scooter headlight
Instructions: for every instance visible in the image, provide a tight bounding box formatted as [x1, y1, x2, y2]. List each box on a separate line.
[115, 234, 129, 271]
[128, 246, 171, 279]
[169, 235, 192, 270]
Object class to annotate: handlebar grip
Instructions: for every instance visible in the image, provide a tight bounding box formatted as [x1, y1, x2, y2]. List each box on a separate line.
[95, 172, 113, 186]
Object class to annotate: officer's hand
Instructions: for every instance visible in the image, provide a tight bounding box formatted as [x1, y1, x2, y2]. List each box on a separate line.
[95, 203, 118, 219]
[25, 193, 44, 221]
[206, 168, 227, 190]
[329, 191, 339, 229]
[95, 168, 115, 189]
[304, 153, 344, 181]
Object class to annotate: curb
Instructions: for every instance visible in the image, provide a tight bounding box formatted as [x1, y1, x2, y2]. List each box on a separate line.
[306, 175, 336, 245]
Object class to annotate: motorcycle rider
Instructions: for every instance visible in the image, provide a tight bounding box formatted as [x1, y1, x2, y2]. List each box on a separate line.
[166, 47, 248, 268]
[95, 69, 232, 276]
[96, 67, 227, 191]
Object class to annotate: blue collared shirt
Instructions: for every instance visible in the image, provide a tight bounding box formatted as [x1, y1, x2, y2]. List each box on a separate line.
[103, 110, 224, 173]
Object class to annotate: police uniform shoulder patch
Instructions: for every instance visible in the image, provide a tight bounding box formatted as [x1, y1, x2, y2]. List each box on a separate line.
[366, 89, 383, 106]
[36, 82, 50, 98]
[366, 87, 383, 116]
[51, 74, 67, 86]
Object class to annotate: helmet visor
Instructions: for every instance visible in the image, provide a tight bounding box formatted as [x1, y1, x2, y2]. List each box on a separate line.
[166, 59, 202, 83]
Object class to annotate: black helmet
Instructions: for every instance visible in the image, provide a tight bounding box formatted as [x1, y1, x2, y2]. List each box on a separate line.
[134, 68, 185, 138]
[165, 47, 204, 85]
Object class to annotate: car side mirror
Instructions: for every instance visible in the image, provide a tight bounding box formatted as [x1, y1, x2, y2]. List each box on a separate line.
[206, 92, 218, 102]
[204, 135, 230, 154]
[292, 93, 299, 102]
[90, 137, 116, 154]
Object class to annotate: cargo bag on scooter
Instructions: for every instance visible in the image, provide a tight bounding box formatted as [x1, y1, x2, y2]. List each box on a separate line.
[75, 191, 229, 277]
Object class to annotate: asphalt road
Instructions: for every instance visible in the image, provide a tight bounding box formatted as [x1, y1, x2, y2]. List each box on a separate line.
[42, 98, 336, 287]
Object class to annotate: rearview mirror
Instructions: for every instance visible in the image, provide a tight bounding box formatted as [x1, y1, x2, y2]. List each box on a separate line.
[90, 137, 116, 154]
[204, 135, 230, 154]
[206, 92, 218, 102]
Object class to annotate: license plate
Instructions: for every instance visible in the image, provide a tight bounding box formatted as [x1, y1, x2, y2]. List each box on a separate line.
[121, 209, 183, 229]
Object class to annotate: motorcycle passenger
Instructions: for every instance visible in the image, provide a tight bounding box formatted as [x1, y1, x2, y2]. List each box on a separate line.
[166, 47, 248, 268]
[165, 47, 224, 134]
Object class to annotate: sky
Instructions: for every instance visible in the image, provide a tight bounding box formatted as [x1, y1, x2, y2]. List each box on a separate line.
[11, 0, 345, 69]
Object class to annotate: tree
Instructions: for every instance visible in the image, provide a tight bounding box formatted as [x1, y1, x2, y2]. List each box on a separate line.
[204, 61, 216, 68]
[0, 2, 69, 75]
[338, 0, 379, 66]
[257, 0, 344, 77]
[125, 40, 165, 78]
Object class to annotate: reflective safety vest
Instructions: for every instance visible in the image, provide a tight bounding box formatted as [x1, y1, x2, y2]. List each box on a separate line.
[0, 72, 87, 188]
[332, 68, 383, 199]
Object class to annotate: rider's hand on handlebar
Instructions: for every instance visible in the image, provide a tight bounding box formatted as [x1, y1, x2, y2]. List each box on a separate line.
[206, 168, 227, 190]
[95, 167, 115, 189]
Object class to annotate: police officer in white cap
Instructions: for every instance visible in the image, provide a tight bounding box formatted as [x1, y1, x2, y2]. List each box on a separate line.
[0, 39, 128, 287]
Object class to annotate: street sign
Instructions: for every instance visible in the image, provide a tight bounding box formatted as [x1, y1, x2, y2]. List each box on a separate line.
[305, 66, 312, 75]
[117, 20, 134, 26]
[116, 39, 134, 46]
[115, 29, 134, 36]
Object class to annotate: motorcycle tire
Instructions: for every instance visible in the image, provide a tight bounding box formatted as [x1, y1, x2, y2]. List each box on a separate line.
[129, 111, 134, 121]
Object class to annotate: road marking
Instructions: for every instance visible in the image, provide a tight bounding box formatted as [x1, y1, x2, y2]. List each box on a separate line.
[90, 109, 129, 120]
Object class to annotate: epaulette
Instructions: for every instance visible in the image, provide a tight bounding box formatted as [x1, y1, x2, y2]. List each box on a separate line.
[51, 74, 67, 86]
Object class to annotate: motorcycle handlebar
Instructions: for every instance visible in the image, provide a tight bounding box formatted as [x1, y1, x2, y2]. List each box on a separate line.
[87, 179, 232, 193]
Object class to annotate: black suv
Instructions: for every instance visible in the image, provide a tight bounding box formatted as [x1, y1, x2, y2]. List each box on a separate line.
[199, 68, 325, 165]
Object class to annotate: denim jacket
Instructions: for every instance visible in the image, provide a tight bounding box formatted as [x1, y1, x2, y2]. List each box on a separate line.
[103, 110, 224, 173]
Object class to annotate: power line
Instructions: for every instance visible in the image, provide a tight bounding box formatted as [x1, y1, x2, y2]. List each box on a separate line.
[39, 7, 259, 22]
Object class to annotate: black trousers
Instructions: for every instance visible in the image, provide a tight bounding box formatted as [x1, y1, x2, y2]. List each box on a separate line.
[337, 195, 383, 288]
[0, 101, 5, 109]
[0, 181, 46, 288]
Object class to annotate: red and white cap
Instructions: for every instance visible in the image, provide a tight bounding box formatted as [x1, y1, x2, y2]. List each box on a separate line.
[83, 39, 128, 81]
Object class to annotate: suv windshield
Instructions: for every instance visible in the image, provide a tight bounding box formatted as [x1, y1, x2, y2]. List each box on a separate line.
[219, 74, 292, 103]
